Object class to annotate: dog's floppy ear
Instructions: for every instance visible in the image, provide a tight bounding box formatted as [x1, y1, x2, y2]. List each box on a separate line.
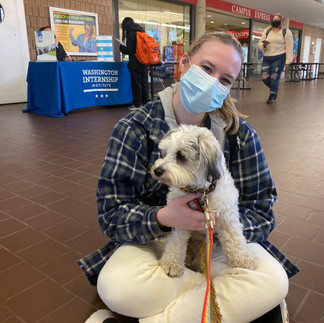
[206, 153, 222, 183]
[198, 132, 223, 183]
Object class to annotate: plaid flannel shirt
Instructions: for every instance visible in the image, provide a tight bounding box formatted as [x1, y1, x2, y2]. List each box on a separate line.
[78, 99, 299, 285]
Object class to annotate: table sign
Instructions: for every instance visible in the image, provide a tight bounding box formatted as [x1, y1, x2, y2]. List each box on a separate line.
[97, 35, 114, 61]
[35, 30, 57, 61]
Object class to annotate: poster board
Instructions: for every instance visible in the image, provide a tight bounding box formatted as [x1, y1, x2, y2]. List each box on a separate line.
[35, 30, 57, 61]
[49, 7, 98, 57]
[96, 35, 114, 61]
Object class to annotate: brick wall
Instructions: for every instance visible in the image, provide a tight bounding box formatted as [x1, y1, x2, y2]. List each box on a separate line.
[24, 0, 114, 61]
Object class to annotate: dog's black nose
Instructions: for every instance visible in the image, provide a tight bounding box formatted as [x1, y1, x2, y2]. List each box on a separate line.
[154, 167, 164, 177]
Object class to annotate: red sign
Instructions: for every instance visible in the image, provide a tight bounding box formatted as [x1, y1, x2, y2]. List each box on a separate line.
[206, 0, 272, 22]
[289, 20, 303, 29]
[228, 29, 249, 39]
[228, 29, 265, 39]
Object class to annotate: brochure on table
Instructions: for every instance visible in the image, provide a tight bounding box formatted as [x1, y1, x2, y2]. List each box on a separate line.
[35, 30, 57, 62]
[96, 35, 114, 61]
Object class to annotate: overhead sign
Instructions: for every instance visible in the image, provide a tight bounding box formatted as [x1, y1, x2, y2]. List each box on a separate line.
[206, 0, 271, 22]
[206, 0, 303, 29]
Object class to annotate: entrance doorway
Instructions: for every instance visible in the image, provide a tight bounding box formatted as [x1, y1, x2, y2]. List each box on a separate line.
[0, 0, 29, 104]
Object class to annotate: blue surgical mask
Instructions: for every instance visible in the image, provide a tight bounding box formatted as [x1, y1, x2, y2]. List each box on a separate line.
[180, 64, 230, 114]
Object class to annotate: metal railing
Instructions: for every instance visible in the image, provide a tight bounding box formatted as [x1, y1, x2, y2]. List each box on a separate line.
[232, 62, 324, 89]
[285, 63, 324, 82]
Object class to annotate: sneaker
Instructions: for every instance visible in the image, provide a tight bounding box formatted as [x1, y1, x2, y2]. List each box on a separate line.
[129, 105, 143, 111]
[266, 93, 276, 104]
[84, 309, 117, 323]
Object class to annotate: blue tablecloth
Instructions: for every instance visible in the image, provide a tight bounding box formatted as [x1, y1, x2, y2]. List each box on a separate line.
[24, 61, 133, 117]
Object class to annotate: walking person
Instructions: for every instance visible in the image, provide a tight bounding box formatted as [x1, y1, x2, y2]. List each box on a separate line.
[119, 17, 149, 110]
[82, 31, 298, 323]
[258, 13, 294, 104]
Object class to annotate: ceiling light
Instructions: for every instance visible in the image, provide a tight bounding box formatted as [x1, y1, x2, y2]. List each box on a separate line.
[207, 15, 212, 17]
[241, 22, 246, 24]
[163, 10, 183, 16]
[211, 21, 214, 24]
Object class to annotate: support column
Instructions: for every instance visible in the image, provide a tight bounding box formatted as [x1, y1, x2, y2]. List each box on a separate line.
[195, 0, 206, 40]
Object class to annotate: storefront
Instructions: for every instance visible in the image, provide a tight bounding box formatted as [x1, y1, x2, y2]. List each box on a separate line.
[113, 0, 304, 76]
[114, 0, 193, 65]
[205, 0, 303, 70]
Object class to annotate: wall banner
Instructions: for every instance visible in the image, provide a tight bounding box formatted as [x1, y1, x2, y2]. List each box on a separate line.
[49, 7, 98, 56]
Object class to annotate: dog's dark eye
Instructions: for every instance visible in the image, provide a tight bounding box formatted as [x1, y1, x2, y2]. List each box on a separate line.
[176, 151, 186, 162]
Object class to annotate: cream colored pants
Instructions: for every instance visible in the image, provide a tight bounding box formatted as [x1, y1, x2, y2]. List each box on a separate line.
[97, 241, 288, 323]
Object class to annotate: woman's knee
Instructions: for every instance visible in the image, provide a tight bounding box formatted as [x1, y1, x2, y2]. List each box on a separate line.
[261, 74, 270, 87]
[96, 242, 195, 317]
[97, 257, 161, 316]
[261, 65, 270, 85]
[249, 243, 289, 300]
[97, 244, 161, 305]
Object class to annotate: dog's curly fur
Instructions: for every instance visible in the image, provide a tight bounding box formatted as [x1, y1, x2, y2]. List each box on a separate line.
[151, 125, 259, 277]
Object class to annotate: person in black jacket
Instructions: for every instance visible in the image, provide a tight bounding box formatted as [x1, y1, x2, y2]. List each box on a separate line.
[119, 17, 149, 110]
[39, 26, 72, 61]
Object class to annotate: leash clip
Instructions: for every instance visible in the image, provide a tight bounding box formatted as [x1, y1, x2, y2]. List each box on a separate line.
[202, 192, 213, 230]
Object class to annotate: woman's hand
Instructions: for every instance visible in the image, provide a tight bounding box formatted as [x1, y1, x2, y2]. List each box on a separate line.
[64, 55, 73, 61]
[262, 40, 270, 49]
[156, 193, 215, 232]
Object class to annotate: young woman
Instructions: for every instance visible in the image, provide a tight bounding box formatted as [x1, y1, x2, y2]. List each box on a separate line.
[258, 13, 294, 104]
[82, 31, 298, 323]
[69, 23, 96, 53]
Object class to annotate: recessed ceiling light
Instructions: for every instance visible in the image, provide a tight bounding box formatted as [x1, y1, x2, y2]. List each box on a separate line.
[207, 14, 212, 18]
[224, 23, 228, 25]
[211, 21, 214, 24]
[241, 22, 246, 24]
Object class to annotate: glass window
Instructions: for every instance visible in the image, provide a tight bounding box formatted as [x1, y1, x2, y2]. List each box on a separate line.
[206, 10, 249, 62]
[118, 0, 191, 63]
[250, 20, 269, 65]
[290, 28, 300, 62]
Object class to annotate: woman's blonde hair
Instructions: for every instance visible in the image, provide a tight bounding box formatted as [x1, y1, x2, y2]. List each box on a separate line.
[187, 31, 246, 134]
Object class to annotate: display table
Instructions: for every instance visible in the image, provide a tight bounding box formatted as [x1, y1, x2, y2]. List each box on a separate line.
[24, 61, 133, 117]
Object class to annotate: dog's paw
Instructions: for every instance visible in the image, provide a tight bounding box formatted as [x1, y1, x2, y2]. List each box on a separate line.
[229, 252, 259, 270]
[159, 259, 185, 277]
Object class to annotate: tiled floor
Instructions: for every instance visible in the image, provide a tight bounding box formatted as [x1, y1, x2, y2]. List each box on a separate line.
[0, 79, 323, 323]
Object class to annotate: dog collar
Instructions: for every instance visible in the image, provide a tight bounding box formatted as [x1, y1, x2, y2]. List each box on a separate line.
[180, 179, 217, 195]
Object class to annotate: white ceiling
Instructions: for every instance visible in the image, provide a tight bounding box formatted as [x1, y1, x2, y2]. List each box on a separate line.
[227, 0, 324, 29]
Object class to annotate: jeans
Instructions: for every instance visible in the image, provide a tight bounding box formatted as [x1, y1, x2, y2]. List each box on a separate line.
[130, 69, 149, 107]
[261, 53, 286, 94]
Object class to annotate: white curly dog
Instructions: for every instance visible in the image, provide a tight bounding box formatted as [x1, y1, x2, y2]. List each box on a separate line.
[151, 125, 259, 277]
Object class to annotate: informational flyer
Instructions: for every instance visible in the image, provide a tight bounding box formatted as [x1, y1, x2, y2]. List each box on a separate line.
[49, 7, 98, 56]
[35, 30, 57, 61]
[96, 35, 114, 61]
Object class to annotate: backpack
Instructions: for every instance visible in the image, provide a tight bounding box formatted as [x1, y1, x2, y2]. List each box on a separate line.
[135, 32, 160, 65]
[266, 28, 287, 39]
